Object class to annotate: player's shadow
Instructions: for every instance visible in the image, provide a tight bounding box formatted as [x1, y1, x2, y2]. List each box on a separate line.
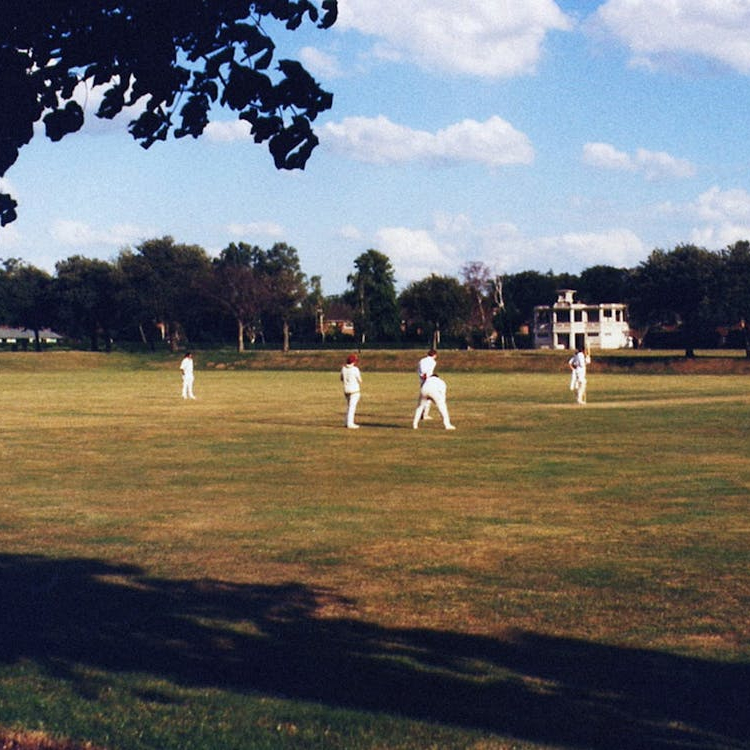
[1, 553, 747, 750]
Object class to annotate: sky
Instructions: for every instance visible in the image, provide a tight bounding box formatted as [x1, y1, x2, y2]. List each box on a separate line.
[3, 0, 750, 295]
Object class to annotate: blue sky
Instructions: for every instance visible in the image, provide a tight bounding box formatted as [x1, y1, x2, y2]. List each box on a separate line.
[3, 0, 750, 295]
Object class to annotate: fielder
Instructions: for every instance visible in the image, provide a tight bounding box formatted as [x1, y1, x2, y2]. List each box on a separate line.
[416, 349, 438, 419]
[568, 346, 589, 405]
[413, 375, 455, 430]
[180, 351, 196, 400]
[340, 353, 362, 429]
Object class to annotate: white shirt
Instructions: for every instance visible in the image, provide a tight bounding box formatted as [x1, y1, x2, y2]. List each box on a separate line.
[180, 356, 194, 377]
[417, 354, 437, 381]
[340, 363, 362, 394]
[569, 351, 587, 375]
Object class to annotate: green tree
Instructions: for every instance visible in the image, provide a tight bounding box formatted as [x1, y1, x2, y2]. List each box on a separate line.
[578, 265, 632, 304]
[118, 236, 212, 350]
[0, 0, 337, 225]
[209, 242, 266, 352]
[499, 270, 559, 335]
[303, 274, 326, 343]
[721, 240, 750, 357]
[399, 274, 472, 349]
[0, 257, 22, 322]
[53, 256, 124, 351]
[345, 250, 400, 345]
[629, 245, 723, 357]
[255, 242, 308, 352]
[3, 262, 54, 350]
[461, 261, 498, 348]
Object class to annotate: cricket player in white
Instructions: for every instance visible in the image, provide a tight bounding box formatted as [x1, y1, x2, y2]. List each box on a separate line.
[416, 349, 438, 419]
[340, 354, 362, 429]
[413, 375, 455, 430]
[568, 347, 588, 404]
[180, 351, 196, 399]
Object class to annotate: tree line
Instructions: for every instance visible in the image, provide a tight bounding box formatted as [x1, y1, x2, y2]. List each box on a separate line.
[3, 238, 750, 356]
[335, 242, 750, 357]
[0, 237, 312, 352]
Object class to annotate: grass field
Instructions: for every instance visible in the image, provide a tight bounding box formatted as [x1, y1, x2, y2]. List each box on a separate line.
[0, 351, 749, 750]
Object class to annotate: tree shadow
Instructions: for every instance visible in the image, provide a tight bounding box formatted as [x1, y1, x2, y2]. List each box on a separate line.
[1, 554, 747, 749]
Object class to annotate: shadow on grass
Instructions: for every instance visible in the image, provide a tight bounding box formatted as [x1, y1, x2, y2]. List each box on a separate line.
[1, 554, 747, 750]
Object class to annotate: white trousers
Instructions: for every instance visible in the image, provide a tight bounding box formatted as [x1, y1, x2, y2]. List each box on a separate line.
[345, 391, 360, 427]
[413, 377, 453, 429]
[417, 378, 431, 417]
[571, 371, 586, 403]
[182, 374, 195, 399]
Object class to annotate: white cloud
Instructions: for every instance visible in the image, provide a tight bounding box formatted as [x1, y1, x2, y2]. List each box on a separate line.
[298, 46, 343, 79]
[634, 148, 696, 180]
[321, 115, 534, 167]
[369, 215, 647, 287]
[594, 0, 750, 74]
[205, 120, 253, 143]
[50, 219, 153, 247]
[539, 229, 646, 268]
[68, 79, 146, 135]
[322, 116, 430, 164]
[375, 226, 456, 284]
[695, 186, 750, 222]
[688, 186, 750, 247]
[582, 142, 634, 171]
[691, 223, 750, 248]
[0, 223, 22, 251]
[659, 187, 750, 249]
[582, 142, 695, 180]
[226, 221, 285, 238]
[336, 0, 572, 77]
[337, 224, 363, 241]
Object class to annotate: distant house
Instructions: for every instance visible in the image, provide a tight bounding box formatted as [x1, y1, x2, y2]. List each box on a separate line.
[0, 326, 63, 347]
[533, 289, 631, 350]
[317, 302, 355, 337]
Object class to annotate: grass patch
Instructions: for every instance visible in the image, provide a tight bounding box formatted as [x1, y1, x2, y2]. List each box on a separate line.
[0, 356, 749, 749]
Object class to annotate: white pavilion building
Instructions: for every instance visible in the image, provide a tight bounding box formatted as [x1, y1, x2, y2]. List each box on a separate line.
[533, 289, 631, 350]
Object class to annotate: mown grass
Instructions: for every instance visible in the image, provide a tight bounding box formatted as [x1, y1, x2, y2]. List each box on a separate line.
[0, 353, 749, 750]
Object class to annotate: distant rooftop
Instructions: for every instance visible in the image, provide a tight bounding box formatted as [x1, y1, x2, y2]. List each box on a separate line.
[0, 326, 63, 341]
